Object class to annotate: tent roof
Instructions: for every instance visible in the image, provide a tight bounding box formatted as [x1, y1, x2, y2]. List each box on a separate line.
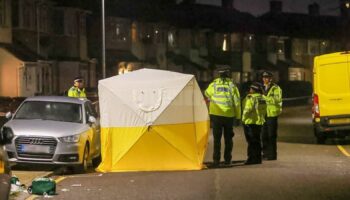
[99, 68, 194, 87]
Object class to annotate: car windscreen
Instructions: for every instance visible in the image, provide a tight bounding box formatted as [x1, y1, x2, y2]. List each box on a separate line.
[14, 101, 83, 123]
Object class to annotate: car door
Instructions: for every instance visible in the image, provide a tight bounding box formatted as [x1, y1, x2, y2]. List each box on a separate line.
[84, 102, 100, 157]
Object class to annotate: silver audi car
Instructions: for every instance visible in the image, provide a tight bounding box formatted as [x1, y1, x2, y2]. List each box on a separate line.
[2, 96, 101, 173]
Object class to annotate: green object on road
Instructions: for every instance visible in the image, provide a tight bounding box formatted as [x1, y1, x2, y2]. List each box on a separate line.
[29, 177, 56, 195]
[10, 176, 19, 185]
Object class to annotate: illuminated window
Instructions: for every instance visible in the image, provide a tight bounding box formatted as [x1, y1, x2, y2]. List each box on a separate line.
[131, 22, 137, 42]
[231, 33, 242, 51]
[168, 32, 175, 47]
[112, 22, 128, 42]
[243, 34, 255, 52]
[222, 34, 228, 51]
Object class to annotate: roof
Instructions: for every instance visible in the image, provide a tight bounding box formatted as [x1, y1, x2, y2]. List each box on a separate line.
[167, 52, 207, 70]
[204, 51, 242, 71]
[259, 12, 341, 38]
[0, 42, 43, 62]
[166, 4, 258, 33]
[106, 50, 139, 62]
[24, 96, 89, 104]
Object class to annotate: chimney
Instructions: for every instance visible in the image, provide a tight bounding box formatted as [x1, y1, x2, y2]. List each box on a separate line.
[308, 3, 320, 16]
[222, 0, 234, 10]
[270, 1, 282, 14]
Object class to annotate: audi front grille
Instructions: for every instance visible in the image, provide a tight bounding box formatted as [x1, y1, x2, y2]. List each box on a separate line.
[15, 136, 57, 159]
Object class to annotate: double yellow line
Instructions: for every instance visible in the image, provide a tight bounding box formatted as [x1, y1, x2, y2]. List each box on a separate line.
[25, 176, 66, 200]
[337, 145, 350, 157]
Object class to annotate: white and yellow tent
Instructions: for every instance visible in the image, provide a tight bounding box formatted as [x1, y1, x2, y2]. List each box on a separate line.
[97, 69, 209, 172]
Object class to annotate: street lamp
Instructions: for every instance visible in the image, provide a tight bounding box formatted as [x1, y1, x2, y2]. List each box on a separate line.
[36, 0, 43, 56]
[102, 0, 106, 78]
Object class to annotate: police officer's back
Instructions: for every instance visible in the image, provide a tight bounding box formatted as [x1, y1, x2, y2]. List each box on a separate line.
[242, 82, 266, 165]
[205, 68, 241, 167]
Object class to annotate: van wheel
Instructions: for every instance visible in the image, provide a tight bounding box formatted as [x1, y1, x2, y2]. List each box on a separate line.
[316, 135, 326, 144]
[314, 128, 326, 144]
[75, 144, 89, 173]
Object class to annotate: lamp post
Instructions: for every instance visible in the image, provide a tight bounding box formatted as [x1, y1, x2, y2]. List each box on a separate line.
[36, 0, 42, 56]
[102, 0, 106, 78]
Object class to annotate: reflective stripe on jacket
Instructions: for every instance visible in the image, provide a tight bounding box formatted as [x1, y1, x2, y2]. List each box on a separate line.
[205, 78, 241, 118]
[68, 86, 86, 98]
[242, 93, 266, 125]
[263, 83, 282, 117]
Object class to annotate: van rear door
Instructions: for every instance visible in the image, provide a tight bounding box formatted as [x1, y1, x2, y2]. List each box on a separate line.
[315, 53, 350, 117]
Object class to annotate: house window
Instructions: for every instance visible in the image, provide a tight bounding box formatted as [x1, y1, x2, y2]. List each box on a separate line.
[80, 14, 86, 36]
[154, 28, 164, 44]
[168, 31, 175, 47]
[12, 0, 19, 27]
[320, 41, 330, 54]
[0, 0, 6, 26]
[113, 23, 127, 42]
[140, 24, 153, 43]
[52, 9, 64, 35]
[231, 33, 242, 52]
[23, 2, 35, 29]
[64, 11, 77, 36]
[222, 34, 229, 51]
[243, 34, 255, 52]
[39, 5, 48, 33]
[131, 22, 137, 43]
[308, 40, 319, 55]
[277, 40, 285, 54]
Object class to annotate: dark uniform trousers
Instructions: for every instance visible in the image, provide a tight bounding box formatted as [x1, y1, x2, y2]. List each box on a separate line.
[243, 124, 262, 162]
[262, 116, 278, 159]
[211, 115, 234, 163]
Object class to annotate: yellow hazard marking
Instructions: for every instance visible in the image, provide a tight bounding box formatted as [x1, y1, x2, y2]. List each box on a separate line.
[337, 145, 350, 157]
[55, 176, 66, 183]
[25, 176, 66, 200]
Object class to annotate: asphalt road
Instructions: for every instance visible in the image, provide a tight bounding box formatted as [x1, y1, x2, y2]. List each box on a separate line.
[25, 105, 350, 200]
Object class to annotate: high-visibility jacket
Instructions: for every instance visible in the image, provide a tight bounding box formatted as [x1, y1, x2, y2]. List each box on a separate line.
[68, 86, 86, 98]
[242, 93, 266, 125]
[263, 83, 282, 117]
[205, 78, 241, 118]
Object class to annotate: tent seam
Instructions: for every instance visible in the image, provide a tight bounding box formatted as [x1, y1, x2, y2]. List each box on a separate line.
[153, 76, 194, 124]
[152, 127, 198, 165]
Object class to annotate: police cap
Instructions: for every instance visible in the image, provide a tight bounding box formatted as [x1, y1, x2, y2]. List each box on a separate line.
[261, 71, 273, 78]
[250, 82, 263, 93]
[74, 76, 83, 83]
[218, 67, 231, 74]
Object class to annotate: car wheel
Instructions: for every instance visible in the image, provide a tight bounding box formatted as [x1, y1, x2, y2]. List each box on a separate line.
[75, 144, 89, 173]
[92, 154, 101, 168]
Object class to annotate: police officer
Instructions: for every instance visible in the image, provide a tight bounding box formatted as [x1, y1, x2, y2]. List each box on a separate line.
[68, 76, 87, 98]
[261, 71, 282, 160]
[242, 82, 266, 165]
[205, 68, 241, 167]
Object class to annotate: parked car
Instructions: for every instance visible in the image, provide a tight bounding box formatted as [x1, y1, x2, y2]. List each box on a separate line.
[3, 96, 101, 173]
[0, 124, 13, 200]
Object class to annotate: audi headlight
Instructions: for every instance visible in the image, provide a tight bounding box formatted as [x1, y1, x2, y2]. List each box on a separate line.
[59, 134, 80, 143]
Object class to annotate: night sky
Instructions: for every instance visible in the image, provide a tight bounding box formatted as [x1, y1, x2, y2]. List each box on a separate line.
[198, 0, 339, 16]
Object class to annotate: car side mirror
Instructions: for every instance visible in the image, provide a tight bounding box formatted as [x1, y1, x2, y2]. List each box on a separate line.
[5, 112, 12, 119]
[0, 127, 14, 145]
[88, 116, 96, 124]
